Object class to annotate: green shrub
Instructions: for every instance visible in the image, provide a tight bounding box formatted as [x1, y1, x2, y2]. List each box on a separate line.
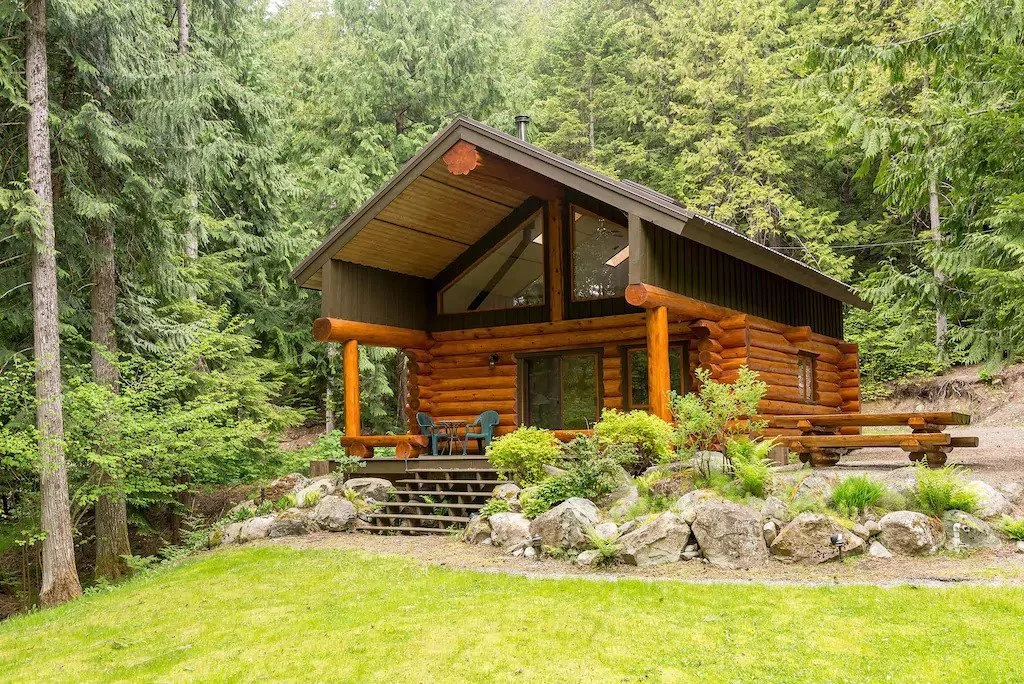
[593, 409, 673, 473]
[912, 464, 978, 517]
[274, 493, 297, 511]
[297, 431, 366, 477]
[516, 435, 630, 518]
[254, 500, 274, 516]
[998, 517, 1024, 541]
[622, 493, 673, 521]
[486, 427, 562, 486]
[227, 505, 256, 522]
[634, 471, 666, 497]
[301, 490, 322, 508]
[479, 498, 512, 519]
[670, 367, 768, 460]
[724, 437, 774, 497]
[586, 528, 621, 563]
[830, 475, 886, 517]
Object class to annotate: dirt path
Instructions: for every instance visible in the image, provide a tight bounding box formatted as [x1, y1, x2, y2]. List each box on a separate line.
[269, 531, 1024, 587]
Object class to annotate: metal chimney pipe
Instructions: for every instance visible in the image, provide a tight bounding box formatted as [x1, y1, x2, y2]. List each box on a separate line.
[514, 115, 530, 141]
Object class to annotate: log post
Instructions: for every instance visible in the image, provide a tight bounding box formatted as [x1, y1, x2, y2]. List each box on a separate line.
[646, 306, 671, 421]
[343, 339, 360, 437]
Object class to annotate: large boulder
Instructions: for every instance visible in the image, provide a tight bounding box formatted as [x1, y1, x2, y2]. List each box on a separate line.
[794, 473, 837, 501]
[673, 490, 721, 525]
[215, 522, 243, 546]
[269, 512, 315, 538]
[650, 473, 695, 500]
[238, 515, 275, 542]
[616, 512, 690, 567]
[692, 451, 727, 476]
[492, 483, 521, 502]
[607, 486, 640, 520]
[342, 477, 393, 502]
[265, 473, 309, 501]
[593, 522, 618, 541]
[489, 512, 532, 551]
[594, 466, 634, 508]
[529, 498, 599, 551]
[967, 481, 1014, 519]
[878, 511, 944, 555]
[769, 513, 865, 564]
[761, 496, 789, 524]
[942, 510, 1000, 551]
[310, 495, 357, 532]
[297, 477, 337, 507]
[690, 500, 769, 569]
[461, 515, 492, 544]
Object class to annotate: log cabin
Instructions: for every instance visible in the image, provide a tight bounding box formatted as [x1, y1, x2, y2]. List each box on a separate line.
[292, 116, 870, 459]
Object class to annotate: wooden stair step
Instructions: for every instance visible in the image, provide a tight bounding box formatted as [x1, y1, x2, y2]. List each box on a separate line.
[364, 513, 471, 523]
[377, 501, 482, 509]
[393, 489, 496, 498]
[356, 525, 452, 535]
[397, 478, 507, 486]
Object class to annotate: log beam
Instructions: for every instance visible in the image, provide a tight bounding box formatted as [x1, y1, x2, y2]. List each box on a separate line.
[313, 317, 432, 349]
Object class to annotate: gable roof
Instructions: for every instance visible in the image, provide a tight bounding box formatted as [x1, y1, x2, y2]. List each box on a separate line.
[291, 116, 868, 309]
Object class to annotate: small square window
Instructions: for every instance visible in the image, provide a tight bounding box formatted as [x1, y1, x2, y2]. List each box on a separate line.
[797, 352, 817, 403]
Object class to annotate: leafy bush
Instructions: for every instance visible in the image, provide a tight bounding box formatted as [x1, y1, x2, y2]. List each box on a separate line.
[622, 493, 673, 521]
[998, 517, 1024, 541]
[301, 490, 322, 508]
[593, 409, 673, 473]
[670, 366, 767, 459]
[517, 436, 627, 518]
[912, 464, 978, 517]
[486, 427, 562, 486]
[724, 437, 774, 497]
[634, 471, 666, 497]
[478, 498, 512, 519]
[254, 500, 274, 516]
[830, 475, 887, 517]
[227, 505, 256, 522]
[274, 493, 297, 511]
[586, 528, 621, 563]
[297, 431, 366, 477]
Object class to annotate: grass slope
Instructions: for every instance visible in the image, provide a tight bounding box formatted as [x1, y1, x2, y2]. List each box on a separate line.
[1, 546, 1022, 683]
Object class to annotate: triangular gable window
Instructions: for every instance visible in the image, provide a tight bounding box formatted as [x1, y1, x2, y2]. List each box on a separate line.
[439, 210, 545, 314]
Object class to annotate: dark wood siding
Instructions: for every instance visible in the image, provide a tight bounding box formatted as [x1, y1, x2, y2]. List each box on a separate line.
[643, 228, 844, 338]
[320, 260, 432, 330]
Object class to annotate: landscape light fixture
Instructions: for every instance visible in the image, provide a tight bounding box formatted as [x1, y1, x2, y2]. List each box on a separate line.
[488, 353, 500, 368]
[830, 533, 848, 561]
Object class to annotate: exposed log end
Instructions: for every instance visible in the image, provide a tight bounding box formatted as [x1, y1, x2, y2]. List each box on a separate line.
[442, 140, 482, 175]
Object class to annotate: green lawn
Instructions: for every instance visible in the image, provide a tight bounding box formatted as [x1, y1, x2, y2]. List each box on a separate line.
[1, 547, 1022, 683]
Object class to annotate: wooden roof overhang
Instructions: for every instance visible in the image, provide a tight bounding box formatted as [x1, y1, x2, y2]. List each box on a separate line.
[291, 116, 869, 310]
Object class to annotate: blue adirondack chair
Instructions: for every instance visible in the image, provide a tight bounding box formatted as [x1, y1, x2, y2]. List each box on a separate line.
[416, 412, 452, 455]
[466, 410, 500, 454]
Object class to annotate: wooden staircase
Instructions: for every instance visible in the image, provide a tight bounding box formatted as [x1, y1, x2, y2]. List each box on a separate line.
[358, 457, 508, 535]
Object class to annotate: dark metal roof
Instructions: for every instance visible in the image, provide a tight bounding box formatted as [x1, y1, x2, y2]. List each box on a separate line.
[291, 116, 868, 309]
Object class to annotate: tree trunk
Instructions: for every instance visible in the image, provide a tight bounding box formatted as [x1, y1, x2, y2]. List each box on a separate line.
[177, 0, 189, 54]
[929, 174, 947, 361]
[176, 0, 198, 261]
[27, 0, 82, 607]
[90, 222, 131, 581]
[587, 80, 596, 154]
[325, 343, 337, 434]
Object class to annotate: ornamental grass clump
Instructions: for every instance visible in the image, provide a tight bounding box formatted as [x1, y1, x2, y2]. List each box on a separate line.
[998, 517, 1024, 541]
[486, 426, 562, 486]
[912, 463, 978, 517]
[593, 409, 673, 473]
[830, 475, 887, 518]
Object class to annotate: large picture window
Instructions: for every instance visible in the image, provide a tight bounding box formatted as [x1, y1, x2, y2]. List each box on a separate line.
[520, 351, 601, 430]
[571, 206, 628, 300]
[440, 210, 544, 314]
[625, 344, 691, 410]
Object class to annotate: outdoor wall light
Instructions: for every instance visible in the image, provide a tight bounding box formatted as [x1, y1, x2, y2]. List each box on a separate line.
[488, 353, 500, 368]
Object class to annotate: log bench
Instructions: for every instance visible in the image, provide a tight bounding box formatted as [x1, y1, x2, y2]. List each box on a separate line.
[766, 412, 978, 468]
[340, 435, 429, 459]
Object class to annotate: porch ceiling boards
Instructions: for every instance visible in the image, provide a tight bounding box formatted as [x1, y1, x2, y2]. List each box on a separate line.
[334, 157, 531, 279]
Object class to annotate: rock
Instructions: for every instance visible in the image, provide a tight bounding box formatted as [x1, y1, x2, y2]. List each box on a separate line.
[297, 477, 336, 507]
[851, 523, 871, 540]
[681, 544, 700, 560]
[219, 522, 243, 546]
[761, 496, 789, 524]
[543, 464, 568, 477]
[489, 512, 532, 551]
[942, 510, 1000, 551]
[523, 546, 537, 559]
[881, 469, 918, 498]
[269, 513, 314, 538]
[512, 547, 525, 557]
[529, 498, 600, 551]
[762, 520, 778, 546]
[342, 477, 393, 502]
[967, 481, 1014, 519]
[615, 512, 689, 567]
[642, 461, 690, 477]
[878, 511, 945, 555]
[238, 515, 275, 542]
[265, 473, 309, 500]
[865, 520, 882, 536]
[692, 450, 727, 476]
[690, 500, 768, 569]
[673, 490, 721, 525]
[650, 473, 694, 500]
[998, 481, 1024, 506]
[461, 515, 492, 544]
[607, 486, 640, 519]
[1017, 540, 1024, 554]
[575, 549, 602, 566]
[594, 466, 634, 508]
[794, 473, 837, 501]
[492, 483, 521, 502]
[593, 522, 618, 541]
[769, 513, 865, 564]
[310, 495, 357, 532]
[226, 500, 256, 518]
[868, 541, 892, 558]
[617, 519, 639, 536]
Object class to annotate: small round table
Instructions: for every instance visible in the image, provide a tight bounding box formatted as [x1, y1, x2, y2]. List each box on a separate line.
[434, 419, 468, 455]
